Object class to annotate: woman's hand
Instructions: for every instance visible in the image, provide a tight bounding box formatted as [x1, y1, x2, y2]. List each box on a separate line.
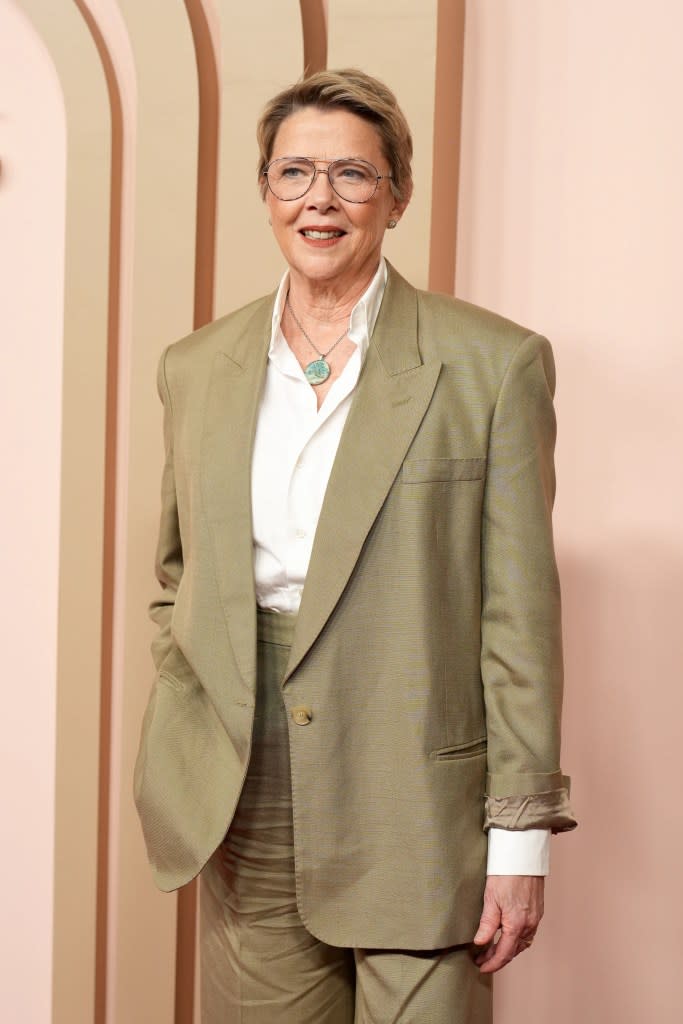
[472, 875, 545, 973]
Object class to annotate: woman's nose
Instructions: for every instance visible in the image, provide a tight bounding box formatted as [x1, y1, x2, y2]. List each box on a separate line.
[306, 167, 337, 206]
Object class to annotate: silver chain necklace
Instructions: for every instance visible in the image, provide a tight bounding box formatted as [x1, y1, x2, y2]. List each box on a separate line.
[286, 293, 348, 386]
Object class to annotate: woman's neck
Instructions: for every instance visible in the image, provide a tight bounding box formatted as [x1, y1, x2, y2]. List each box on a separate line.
[285, 262, 379, 327]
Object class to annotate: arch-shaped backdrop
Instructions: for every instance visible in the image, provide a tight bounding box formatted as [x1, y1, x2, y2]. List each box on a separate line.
[2, 2, 682, 1023]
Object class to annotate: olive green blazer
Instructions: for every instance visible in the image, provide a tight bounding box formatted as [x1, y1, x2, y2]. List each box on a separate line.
[134, 262, 575, 949]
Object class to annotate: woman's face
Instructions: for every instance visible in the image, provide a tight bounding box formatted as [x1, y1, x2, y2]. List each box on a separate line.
[265, 106, 409, 293]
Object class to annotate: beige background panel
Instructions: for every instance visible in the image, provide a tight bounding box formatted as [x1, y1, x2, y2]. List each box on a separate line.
[214, 2, 305, 314]
[0, 3, 65, 1021]
[457, 3, 683, 1022]
[328, 0, 438, 289]
[69, 4, 139, 1022]
[111, 1, 201, 1021]
[16, 1, 112, 1021]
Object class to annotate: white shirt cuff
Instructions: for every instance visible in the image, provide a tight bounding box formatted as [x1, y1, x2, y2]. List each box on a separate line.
[486, 827, 551, 876]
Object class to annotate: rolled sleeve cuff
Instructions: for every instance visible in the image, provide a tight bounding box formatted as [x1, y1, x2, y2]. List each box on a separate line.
[483, 785, 577, 834]
[487, 828, 550, 876]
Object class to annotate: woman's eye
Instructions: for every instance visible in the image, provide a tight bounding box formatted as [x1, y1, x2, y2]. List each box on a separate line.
[281, 166, 305, 178]
[339, 167, 365, 181]
[333, 162, 375, 184]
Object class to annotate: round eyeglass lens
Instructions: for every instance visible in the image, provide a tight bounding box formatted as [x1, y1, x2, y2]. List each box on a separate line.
[266, 158, 379, 202]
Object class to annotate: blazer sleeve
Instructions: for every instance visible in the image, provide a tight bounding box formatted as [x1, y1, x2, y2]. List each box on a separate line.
[480, 333, 577, 834]
[148, 346, 183, 671]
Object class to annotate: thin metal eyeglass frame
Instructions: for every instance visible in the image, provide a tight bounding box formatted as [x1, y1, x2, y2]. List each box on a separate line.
[262, 156, 393, 204]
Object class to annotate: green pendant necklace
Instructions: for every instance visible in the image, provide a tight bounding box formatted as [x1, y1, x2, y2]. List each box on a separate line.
[286, 293, 348, 386]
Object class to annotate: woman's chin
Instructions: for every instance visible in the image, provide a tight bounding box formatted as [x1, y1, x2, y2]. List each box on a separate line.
[287, 246, 380, 290]
[290, 252, 351, 285]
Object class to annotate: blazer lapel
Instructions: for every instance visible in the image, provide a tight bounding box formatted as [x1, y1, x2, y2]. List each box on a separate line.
[200, 296, 274, 692]
[284, 266, 442, 681]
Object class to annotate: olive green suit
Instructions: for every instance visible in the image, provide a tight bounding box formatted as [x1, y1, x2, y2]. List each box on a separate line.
[134, 262, 575, 950]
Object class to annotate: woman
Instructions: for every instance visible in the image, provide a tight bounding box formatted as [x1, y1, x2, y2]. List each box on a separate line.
[134, 69, 576, 1023]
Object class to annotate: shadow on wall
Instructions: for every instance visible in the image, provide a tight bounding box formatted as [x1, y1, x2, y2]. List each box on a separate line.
[496, 539, 683, 1023]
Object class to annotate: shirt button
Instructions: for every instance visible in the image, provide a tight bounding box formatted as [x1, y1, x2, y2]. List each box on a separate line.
[291, 705, 313, 726]
[295, 528, 307, 539]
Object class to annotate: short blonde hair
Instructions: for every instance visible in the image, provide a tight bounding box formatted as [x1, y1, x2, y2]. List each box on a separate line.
[256, 68, 413, 203]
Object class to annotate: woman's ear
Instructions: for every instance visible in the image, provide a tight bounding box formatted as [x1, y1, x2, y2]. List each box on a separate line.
[390, 181, 413, 225]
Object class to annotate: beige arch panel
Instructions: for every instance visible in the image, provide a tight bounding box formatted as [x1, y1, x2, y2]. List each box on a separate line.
[110, 1, 201, 1022]
[15, 2, 113, 1022]
[67, 5, 138, 1023]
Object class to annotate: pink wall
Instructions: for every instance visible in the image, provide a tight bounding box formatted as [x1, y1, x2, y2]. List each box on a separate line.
[457, 3, 683, 1021]
[0, 3, 65, 1020]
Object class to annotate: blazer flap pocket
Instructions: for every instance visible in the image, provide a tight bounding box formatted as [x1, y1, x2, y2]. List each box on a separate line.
[403, 457, 486, 484]
[432, 736, 487, 761]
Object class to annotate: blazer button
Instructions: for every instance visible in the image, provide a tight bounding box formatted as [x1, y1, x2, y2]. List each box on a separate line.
[291, 705, 313, 726]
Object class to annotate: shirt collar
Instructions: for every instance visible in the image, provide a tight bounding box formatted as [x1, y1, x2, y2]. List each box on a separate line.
[269, 256, 388, 363]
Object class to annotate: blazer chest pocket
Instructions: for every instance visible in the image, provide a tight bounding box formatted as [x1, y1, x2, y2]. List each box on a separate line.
[402, 457, 486, 484]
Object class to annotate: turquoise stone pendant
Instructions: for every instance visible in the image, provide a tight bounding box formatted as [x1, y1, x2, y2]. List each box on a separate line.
[304, 358, 331, 385]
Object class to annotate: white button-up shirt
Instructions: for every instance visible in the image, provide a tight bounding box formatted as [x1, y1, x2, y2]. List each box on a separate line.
[250, 256, 550, 876]
[251, 259, 386, 613]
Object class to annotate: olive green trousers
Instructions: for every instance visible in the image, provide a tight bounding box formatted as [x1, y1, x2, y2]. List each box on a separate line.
[199, 610, 492, 1024]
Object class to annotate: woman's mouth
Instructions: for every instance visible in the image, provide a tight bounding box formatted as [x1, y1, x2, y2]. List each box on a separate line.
[300, 229, 346, 240]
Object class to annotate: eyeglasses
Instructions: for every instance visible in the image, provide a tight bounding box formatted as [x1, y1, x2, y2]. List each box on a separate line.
[263, 157, 393, 204]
